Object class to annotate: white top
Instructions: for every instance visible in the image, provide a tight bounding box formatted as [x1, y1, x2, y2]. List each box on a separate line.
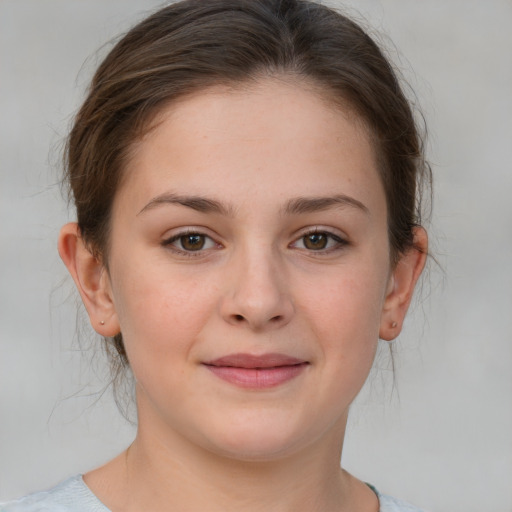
[1, 475, 427, 512]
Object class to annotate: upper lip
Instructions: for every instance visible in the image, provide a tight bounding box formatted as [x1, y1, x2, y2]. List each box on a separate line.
[203, 353, 308, 369]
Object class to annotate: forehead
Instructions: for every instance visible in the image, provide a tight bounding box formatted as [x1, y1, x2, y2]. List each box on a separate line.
[119, 78, 384, 214]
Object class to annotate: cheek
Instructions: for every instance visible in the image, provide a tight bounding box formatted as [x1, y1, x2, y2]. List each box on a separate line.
[298, 260, 388, 337]
[109, 259, 217, 369]
[295, 255, 389, 380]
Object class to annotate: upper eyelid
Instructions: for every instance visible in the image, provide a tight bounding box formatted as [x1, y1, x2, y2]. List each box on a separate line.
[162, 226, 219, 241]
[292, 226, 348, 240]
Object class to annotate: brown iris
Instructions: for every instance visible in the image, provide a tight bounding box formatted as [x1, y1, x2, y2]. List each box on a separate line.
[303, 233, 328, 250]
[180, 234, 205, 251]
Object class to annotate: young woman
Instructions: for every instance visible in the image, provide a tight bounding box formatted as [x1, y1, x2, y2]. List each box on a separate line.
[2, 0, 430, 510]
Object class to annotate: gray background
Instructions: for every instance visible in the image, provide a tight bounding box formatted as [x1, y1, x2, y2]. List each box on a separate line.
[1, 1, 511, 511]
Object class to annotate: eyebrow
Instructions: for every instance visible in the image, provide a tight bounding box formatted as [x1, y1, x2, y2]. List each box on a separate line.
[138, 193, 235, 216]
[283, 194, 369, 216]
[137, 192, 369, 217]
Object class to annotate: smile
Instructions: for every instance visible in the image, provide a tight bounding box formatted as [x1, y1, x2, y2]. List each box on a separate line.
[202, 353, 309, 389]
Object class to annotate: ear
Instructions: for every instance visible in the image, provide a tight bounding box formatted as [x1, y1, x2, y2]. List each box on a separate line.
[379, 227, 428, 341]
[58, 222, 120, 337]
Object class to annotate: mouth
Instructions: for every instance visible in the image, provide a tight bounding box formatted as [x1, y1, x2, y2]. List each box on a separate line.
[202, 353, 309, 389]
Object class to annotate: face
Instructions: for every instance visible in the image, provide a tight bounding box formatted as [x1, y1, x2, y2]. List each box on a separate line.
[101, 79, 397, 460]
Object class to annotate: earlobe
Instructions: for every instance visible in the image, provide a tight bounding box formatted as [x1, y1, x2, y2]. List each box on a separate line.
[58, 223, 120, 337]
[379, 227, 428, 341]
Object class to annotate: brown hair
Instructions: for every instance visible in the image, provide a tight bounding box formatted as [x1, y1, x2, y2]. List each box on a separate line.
[65, 0, 431, 371]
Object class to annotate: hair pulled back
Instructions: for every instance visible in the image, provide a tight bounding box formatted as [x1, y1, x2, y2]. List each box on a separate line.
[65, 0, 431, 368]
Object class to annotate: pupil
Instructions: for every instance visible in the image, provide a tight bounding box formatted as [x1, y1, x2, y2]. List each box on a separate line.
[182, 234, 204, 250]
[305, 233, 327, 249]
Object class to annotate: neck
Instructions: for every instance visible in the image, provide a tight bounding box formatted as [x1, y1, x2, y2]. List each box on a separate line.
[84, 400, 378, 512]
[126, 423, 348, 512]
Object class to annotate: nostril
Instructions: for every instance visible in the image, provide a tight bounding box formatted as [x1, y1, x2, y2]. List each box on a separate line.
[232, 314, 283, 323]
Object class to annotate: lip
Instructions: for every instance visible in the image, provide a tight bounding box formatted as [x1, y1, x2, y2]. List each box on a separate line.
[202, 353, 309, 389]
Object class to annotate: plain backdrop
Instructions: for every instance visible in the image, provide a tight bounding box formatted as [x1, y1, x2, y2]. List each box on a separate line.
[1, 1, 511, 511]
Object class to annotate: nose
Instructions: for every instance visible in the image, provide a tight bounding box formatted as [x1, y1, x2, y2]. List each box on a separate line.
[220, 246, 294, 331]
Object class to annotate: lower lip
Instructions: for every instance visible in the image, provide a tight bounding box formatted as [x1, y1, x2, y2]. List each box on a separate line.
[204, 363, 308, 389]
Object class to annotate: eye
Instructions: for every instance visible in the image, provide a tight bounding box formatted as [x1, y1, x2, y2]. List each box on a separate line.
[163, 231, 217, 253]
[292, 230, 347, 252]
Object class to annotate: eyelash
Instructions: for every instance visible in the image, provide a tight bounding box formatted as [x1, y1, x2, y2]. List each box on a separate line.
[290, 229, 349, 254]
[162, 230, 220, 257]
[162, 228, 348, 257]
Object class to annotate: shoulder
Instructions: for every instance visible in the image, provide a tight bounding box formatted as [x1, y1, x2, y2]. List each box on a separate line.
[377, 491, 428, 512]
[0, 476, 110, 512]
[367, 484, 427, 512]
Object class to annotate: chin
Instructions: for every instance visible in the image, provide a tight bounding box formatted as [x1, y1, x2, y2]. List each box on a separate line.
[211, 437, 302, 463]
[199, 417, 315, 463]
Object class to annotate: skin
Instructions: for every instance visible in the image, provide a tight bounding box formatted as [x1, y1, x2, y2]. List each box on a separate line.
[59, 78, 427, 512]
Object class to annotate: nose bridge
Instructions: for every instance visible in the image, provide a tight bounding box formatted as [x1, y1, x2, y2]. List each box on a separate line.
[222, 240, 293, 330]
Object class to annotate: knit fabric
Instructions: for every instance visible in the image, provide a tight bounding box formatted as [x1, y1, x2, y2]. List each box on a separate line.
[1, 475, 427, 511]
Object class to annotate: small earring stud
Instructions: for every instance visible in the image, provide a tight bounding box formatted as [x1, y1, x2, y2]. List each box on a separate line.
[391, 321, 397, 328]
